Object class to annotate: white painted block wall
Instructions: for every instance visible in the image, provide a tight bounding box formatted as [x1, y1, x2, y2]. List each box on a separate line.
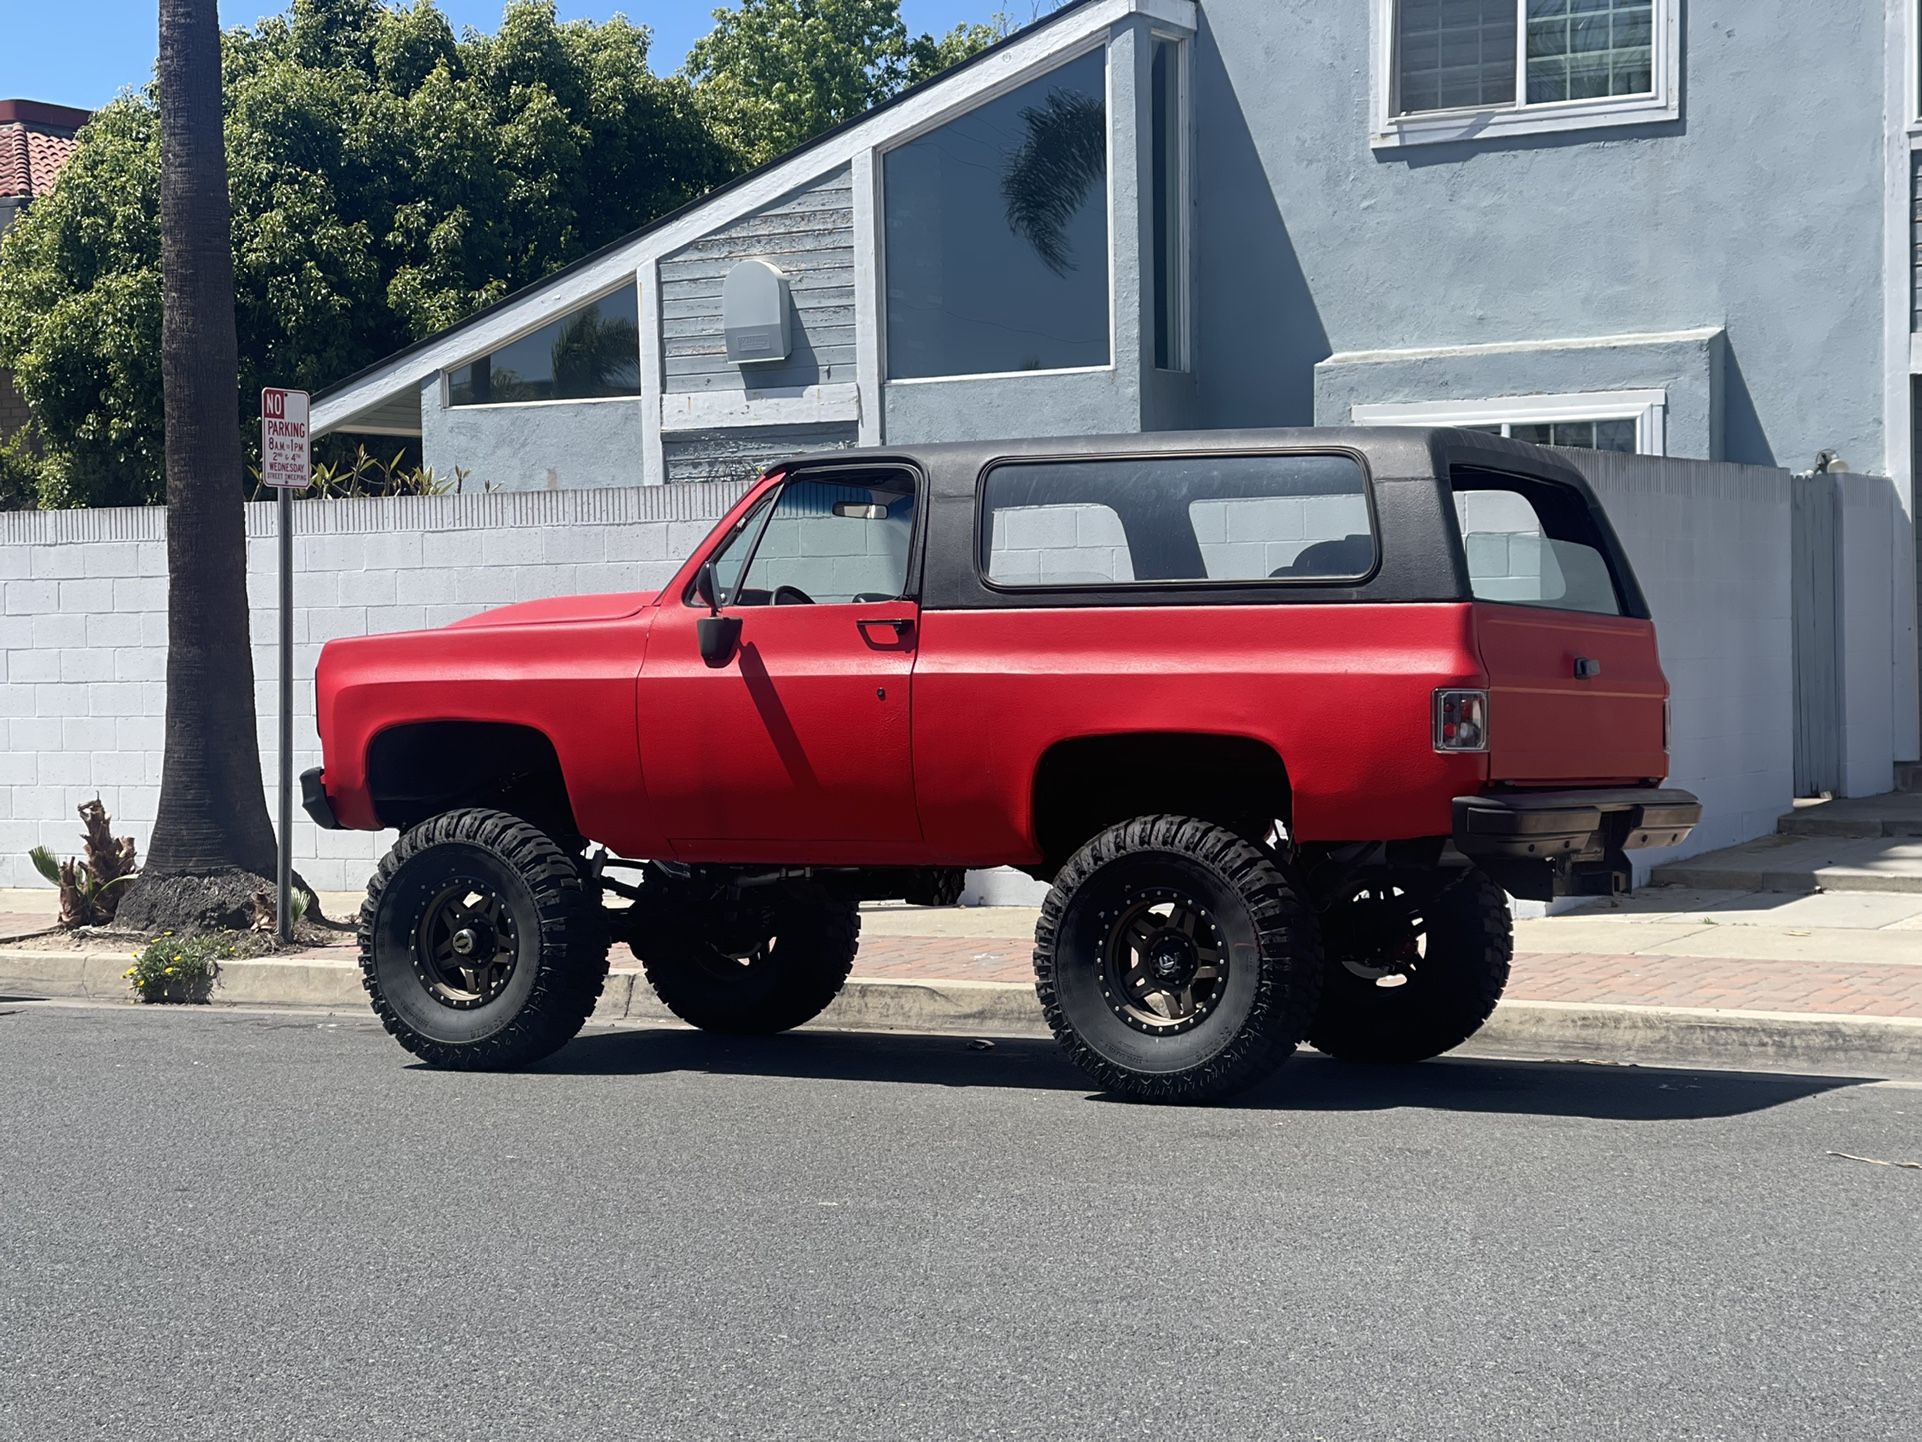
[1570, 452, 1796, 862]
[0, 455, 1804, 905]
[0, 485, 745, 893]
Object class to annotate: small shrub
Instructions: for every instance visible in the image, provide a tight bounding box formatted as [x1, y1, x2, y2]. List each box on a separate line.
[123, 931, 262, 1004]
[29, 799, 139, 927]
[248, 445, 491, 501]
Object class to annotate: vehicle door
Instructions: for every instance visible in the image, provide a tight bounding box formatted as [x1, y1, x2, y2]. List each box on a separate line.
[637, 465, 924, 855]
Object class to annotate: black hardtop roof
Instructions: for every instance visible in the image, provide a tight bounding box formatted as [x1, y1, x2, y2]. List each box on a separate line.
[778, 426, 1602, 502]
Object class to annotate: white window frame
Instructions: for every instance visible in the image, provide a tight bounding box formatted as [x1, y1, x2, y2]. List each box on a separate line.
[875, 38, 1119, 386]
[1371, 0, 1681, 150]
[1350, 389, 1669, 455]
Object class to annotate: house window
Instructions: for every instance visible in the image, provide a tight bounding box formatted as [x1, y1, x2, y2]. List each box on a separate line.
[1377, 0, 1677, 146]
[1150, 36, 1187, 372]
[1351, 390, 1668, 455]
[882, 49, 1110, 381]
[446, 287, 641, 406]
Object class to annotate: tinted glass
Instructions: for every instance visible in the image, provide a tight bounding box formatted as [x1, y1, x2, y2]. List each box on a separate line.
[883, 50, 1110, 380]
[1151, 38, 1183, 370]
[1397, 0, 1517, 114]
[702, 492, 777, 605]
[447, 288, 641, 405]
[981, 453, 1374, 587]
[1450, 471, 1624, 615]
[1525, 0, 1654, 104]
[738, 477, 918, 605]
[1507, 417, 1637, 453]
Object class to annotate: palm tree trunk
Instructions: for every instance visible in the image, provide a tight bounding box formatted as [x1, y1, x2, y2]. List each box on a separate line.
[122, 0, 280, 926]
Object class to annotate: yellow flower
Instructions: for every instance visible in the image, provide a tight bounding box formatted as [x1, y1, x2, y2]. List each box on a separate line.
[164, 966, 176, 975]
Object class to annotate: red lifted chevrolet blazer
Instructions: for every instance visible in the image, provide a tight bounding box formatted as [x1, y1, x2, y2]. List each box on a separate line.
[306, 428, 1699, 1101]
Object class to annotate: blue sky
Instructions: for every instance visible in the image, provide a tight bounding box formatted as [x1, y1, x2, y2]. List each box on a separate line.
[1, 2, 1004, 111]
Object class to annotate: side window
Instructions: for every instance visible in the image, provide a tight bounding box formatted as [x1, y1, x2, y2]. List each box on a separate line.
[980, 453, 1374, 587]
[702, 491, 776, 605]
[736, 475, 918, 605]
[1450, 469, 1624, 615]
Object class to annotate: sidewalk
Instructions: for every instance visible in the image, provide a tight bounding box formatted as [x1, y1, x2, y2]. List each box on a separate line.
[6, 885, 1917, 1025]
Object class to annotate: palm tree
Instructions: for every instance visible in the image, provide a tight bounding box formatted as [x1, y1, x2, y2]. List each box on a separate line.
[120, 0, 283, 929]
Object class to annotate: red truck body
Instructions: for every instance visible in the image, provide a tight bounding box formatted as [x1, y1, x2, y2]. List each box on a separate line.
[309, 429, 1693, 899]
[312, 428, 1703, 1095]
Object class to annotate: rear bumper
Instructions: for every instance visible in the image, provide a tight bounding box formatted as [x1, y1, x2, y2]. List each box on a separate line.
[301, 767, 341, 831]
[1453, 787, 1701, 863]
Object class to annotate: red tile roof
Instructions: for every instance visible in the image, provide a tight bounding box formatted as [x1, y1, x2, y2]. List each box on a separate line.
[0, 100, 90, 203]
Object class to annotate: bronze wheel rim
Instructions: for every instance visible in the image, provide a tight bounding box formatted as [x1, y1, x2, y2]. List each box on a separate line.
[1098, 886, 1228, 1034]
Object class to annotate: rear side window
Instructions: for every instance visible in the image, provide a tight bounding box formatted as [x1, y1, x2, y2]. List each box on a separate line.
[980, 453, 1374, 588]
[1450, 468, 1625, 616]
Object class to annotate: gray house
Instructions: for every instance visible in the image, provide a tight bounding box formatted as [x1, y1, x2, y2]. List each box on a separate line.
[312, 0, 1921, 763]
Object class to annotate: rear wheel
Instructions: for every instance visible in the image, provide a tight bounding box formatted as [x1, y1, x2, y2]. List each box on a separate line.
[1309, 867, 1513, 1063]
[632, 881, 860, 1034]
[359, 809, 609, 1068]
[1035, 816, 1322, 1103]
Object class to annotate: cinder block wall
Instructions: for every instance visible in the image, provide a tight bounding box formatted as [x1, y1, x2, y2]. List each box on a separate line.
[0, 484, 746, 891]
[0, 457, 1800, 901]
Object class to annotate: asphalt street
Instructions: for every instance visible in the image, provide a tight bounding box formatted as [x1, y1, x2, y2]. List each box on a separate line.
[1, 1000, 1918, 1441]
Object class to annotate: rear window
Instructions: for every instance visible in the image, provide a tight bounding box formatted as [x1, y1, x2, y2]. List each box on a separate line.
[980, 453, 1375, 588]
[1449, 468, 1625, 616]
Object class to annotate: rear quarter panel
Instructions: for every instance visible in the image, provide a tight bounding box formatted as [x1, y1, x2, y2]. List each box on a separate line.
[911, 601, 1491, 861]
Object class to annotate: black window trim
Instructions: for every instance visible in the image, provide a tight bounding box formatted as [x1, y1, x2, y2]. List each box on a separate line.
[971, 445, 1384, 598]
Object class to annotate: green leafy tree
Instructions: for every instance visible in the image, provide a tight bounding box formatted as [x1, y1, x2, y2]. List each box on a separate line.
[0, 0, 731, 507]
[683, 0, 1009, 168]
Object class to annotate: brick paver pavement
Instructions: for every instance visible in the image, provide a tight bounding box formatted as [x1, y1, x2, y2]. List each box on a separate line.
[834, 935, 1922, 1020]
[7, 903, 1918, 1021]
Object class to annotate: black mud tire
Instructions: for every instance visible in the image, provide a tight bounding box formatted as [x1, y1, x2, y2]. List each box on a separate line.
[633, 883, 860, 1035]
[1034, 815, 1323, 1104]
[358, 809, 609, 1069]
[1309, 867, 1513, 1064]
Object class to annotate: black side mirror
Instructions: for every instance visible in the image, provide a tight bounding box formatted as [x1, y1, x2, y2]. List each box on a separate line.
[694, 562, 741, 666]
[694, 560, 722, 615]
[698, 613, 743, 667]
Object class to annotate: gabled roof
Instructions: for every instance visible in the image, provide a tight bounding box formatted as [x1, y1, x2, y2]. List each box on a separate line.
[0, 99, 90, 204]
[313, 0, 1193, 438]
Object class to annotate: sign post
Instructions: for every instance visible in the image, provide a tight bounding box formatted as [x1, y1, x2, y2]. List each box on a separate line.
[260, 388, 311, 945]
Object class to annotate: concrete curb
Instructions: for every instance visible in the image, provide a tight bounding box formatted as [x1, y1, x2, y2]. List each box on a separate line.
[4, 948, 1918, 1081]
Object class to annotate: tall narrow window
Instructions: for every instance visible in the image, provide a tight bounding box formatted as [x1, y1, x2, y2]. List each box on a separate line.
[1394, 0, 1655, 117]
[446, 288, 641, 406]
[883, 50, 1110, 381]
[1150, 37, 1186, 371]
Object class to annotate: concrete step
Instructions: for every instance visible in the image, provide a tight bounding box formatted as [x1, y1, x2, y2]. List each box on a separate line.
[1777, 792, 1922, 839]
[1653, 832, 1922, 895]
[1899, 762, 1922, 793]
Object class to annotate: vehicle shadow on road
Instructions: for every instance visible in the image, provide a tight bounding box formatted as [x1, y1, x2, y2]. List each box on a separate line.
[540, 1027, 1863, 1121]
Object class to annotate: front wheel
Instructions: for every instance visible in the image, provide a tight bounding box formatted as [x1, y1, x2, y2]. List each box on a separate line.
[1035, 816, 1323, 1103]
[359, 809, 610, 1068]
[1308, 867, 1513, 1064]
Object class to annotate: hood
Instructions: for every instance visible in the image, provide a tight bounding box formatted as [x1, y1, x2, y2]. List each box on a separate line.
[443, 592, 654, 630]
